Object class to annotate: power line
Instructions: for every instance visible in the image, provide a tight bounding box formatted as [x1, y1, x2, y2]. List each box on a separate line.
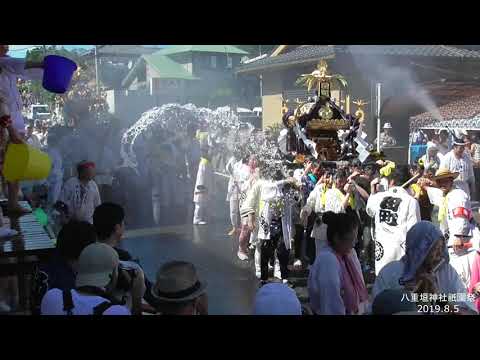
[9, 46, 37, 52]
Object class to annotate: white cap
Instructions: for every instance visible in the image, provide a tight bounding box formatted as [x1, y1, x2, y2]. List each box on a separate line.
[75, 243, 119, 288]
[253, 283, 302, 315]
[383, 122, 392, 129]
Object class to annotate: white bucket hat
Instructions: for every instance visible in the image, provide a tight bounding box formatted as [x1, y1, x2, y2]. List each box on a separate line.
[75, 243, 119, 288]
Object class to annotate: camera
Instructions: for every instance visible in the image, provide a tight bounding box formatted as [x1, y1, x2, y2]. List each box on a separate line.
[117, 262, 139, 292]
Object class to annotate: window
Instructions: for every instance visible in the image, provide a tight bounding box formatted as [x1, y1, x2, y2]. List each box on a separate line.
[210, 56, 217, 69]
[226, 56, 233, 69]
[165, 80, 179, 89]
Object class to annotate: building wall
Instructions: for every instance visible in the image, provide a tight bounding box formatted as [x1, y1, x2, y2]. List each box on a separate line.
[258, 58, 377, 135]
[106, 89, 186, 128]
[261, 71, 283, 129]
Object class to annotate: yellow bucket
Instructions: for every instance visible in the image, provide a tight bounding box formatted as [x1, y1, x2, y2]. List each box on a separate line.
[3, 143, 52, 182]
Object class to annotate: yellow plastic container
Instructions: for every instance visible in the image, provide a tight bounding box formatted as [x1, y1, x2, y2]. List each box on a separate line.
[3, 143, 52, 182]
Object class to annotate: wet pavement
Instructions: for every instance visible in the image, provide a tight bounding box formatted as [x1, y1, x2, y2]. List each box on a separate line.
[120, 203, 261, 315]
[120, 195, 315, 315]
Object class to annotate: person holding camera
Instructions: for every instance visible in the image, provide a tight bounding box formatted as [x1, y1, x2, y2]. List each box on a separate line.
[41, 242, 145, 315]
[93, 202, 158, 312]
[31, 221, 96, 315]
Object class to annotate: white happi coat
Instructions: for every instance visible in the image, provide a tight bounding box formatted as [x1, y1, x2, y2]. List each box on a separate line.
[302, 183, 348, 249]
[0, 56, 43, 133]
[240, 179, 292, 249]
[225, 157, 250, 202]
[193, 158, 213, 204]
[367, 186, 421, 275]
[440, 150, 475, 197]
[59, 177, 101, 224]
[448, 226, 480, 289]
[430, 187, 471, 246]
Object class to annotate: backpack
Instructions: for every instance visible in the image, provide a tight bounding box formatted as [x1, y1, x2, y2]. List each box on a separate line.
[62, 287, 123, 316]
[30, 264, 50, 316]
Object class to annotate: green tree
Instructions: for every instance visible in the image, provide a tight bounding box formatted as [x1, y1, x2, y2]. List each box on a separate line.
[23, 45, 85, 109]
[22, 45, 109, 127]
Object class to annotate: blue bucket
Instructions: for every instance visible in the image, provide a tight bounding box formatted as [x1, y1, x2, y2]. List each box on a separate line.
[42, 55, 78, 94]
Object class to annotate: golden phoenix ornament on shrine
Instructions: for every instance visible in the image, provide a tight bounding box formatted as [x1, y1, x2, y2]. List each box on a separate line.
[353, 99, 368, 123]
[295, 59, 348, 96]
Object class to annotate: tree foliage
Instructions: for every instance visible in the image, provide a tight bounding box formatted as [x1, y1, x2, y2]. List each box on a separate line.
[21, 45, 109, 126]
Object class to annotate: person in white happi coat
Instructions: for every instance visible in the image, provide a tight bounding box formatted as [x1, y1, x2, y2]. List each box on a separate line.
[0, 45, 44, 134]
[58, 161, 101, 224]
[366, 165, 421, 275]
[440, 135, 475, 198]
[225, 152, 250, 238]
[429, 168, 471, 246]
[300, 169, 368, 256]
[418, 142, 442, 173]
[237, 156, 259, 262]
[448, 217, 480, 290]
[193, 150, 213, 225]
[435, 129, 451, 157]
[0, 45, 44, 213]
[240, 168, 296, 282]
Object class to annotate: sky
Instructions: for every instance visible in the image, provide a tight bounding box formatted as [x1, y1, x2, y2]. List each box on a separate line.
[9, 45, 166, 58]
[9, 45, 94, 58]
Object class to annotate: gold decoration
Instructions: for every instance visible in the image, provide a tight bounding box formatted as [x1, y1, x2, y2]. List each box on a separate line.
[295, 60, 348, 94]
[318, 105, 333, 120]
[353, 99, 369, 123]
[307, 118, 349, 131]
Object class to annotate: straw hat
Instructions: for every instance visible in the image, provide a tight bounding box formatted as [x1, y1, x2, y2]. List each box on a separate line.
[433, 168, 459, 181]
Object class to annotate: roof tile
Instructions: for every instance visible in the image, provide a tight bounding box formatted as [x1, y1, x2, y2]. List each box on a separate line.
[237, 45, 480, 73]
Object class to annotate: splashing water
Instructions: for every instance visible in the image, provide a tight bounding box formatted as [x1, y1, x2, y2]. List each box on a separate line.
[120, 103, 255, 170]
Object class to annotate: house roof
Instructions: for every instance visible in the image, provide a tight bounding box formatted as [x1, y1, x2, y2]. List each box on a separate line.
[153, 45, 249, 56]
[143, 54, 199, 80]
[409, 94, 480, 130]
[236, 45, 480, 74]
[84, 45, 162, 57]
[121, 54, 199, 87]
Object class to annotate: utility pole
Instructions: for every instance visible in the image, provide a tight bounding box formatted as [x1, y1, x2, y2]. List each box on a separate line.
[95, 45, 99, 94]
[259, 45, 263, 98]
[376, 83, 382, 153]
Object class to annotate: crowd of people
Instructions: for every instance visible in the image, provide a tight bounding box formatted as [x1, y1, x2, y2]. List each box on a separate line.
[221, 122, 480, 315]
[2, 43, 480, 315]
